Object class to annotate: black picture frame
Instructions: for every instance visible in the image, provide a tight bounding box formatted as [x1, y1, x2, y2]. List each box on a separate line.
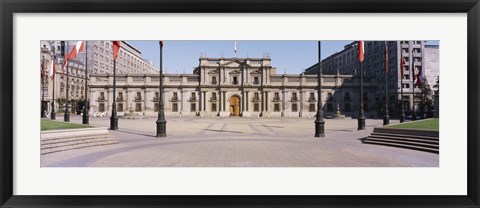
[1, 0, 479, 207]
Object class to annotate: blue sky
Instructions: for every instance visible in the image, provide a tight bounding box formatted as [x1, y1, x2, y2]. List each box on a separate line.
[128, 40, 439, 74]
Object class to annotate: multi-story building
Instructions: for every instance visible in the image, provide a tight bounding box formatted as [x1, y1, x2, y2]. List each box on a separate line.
[88, 56, 379, 118]
[305, 41, 439, 117]
[40, 42, 87, 116]
[40, 40, 159, 116]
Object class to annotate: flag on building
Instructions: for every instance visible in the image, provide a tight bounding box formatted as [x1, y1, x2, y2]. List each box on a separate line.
[415, 63, 422, 87]
[112, 41, 121, 60]
[358, 41, 364, 62]
[384, 41, 388, 72]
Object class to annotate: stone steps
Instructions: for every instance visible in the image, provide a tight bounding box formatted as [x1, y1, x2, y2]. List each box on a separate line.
[363, 131, 439, 154]
[41, 128, 119, 155]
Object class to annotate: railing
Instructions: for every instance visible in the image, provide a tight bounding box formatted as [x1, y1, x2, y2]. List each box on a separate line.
[210, 97, 217, 101]
[98, 97, 105, 101]
[273, 97, 280, 101]
[134, 96, 142, 101]
[117, 97, 124, 101]
[290, 97, 299, 102]
[211, 81, 217, 84]
[189, 97, 197, 101]
[308, 97, 316, 102]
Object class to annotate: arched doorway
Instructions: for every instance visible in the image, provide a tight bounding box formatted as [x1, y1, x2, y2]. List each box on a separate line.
[229, 95, 240, 116]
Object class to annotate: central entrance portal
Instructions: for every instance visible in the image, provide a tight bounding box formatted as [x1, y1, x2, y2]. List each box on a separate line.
[229, 95, 240, 116]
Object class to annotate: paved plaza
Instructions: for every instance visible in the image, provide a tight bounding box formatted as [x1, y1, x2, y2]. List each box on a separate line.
[41, 115, 439, 167]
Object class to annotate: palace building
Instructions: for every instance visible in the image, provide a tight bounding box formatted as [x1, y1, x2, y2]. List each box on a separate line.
[88, 56, 378, 118]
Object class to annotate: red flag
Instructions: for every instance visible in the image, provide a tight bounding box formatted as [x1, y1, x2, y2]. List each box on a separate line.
[412, 53, 415, 84]
[358, 41, 364, 63]
[50, 57, 57, 80]
[159, 41, 164, 47]
[384, 41, 388, 72]
[112, 41, 121, 60]
[66, 41, 85, 61]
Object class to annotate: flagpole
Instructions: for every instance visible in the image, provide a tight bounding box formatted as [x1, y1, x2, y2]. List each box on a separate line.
[82, 41, 89, 124]
[64, 41, 70, 122]
[156, 41, 167, 137]
[383, 41, 390, 126]
[50, 41, 56, 120]
[41, 55, 46, 118]
[110, 41, 118, 130]
[314, 41, 325, 137]
[411, 42, 416, 121]
[358, 41, 365, 130]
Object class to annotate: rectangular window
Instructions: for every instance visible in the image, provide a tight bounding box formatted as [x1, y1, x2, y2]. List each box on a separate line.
[118, 103, 123, 112]
[292, 92, 298, 100]
[254, 77, 259, 84]
[309, 93, 315, 100]
[99, 103, 105, 112]
[154, 103, 158, 112]
[136, 92, 141, 100]
[191, 92, 196, 100]
[173, 92, 178, 100]
[344, 103, 351, 112]
[190, 103, 196, 112]
[135, 103, 142, 112]
[211, 76, 217, 84]
[211, 103, 217, 111]
[327, 103, 333, 112]
[274, 92, 280, 100]
[309, 104, 315, 112]
[254, 92, 259, 100]
[274, 103, 280, 112]
[233, 76, 238, 85]
[292, 103, 298, 112]
[172, 103, 178, 112]
[254, 103, 259, 112]
[212, 92, 217, 100]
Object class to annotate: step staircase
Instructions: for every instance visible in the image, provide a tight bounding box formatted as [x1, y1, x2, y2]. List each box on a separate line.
[363, 129, 439, 154]
[41, 128, 119, 155]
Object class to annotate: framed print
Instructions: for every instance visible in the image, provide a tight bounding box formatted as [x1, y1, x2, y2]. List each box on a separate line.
[1, 0, 479, 207]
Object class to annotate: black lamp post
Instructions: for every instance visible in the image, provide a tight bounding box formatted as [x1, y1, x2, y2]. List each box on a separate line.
[400, 51, 405, 123]
[82, 41, 89, 124]
[357, 41, 366, 130]
[156, 41, 167, 137]
[50, 41, 56, 120]
[41, 54, 46, 118]
[110, 41, 119, 130]
[383, 41, 390, 126]
[314, 41, 325, 137]
[411, 43, 417, 121]
[64, 41, 70, 122]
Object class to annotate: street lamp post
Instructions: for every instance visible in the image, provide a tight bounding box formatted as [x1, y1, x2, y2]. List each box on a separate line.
[64, 41, 70, 122]
[110, 49, 118, 130]
[41, 54, 46, 118]
[411, 43, 417, 121]
[357, 41, 366, 130]
[314, 41, 325, 137]
[383, 41, 390, 126]
[156, 41, 167, 137]
[400, 52, 405, 123]
[49, 41, 56, 120]
[82, 41, 89, 125]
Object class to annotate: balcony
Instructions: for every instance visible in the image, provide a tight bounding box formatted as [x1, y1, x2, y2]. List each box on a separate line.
[153, 97, 159, 102]
[211, 81, 217, 85]
[189, 97, 197, 102]
[98, 97, 106, 101]
[253, 81, 260, 85]
[252, 97, 260, 102]
[134, 97, 142, 102]
[290, 97, 299, 102]
[308, 97, 316, 102]
[117, 97, 124, 101]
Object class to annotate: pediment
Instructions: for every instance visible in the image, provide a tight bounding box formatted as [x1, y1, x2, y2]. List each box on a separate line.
[207, 69, 219, 74]
[229, 70, 241, 74]
[250, 70, 261, 74]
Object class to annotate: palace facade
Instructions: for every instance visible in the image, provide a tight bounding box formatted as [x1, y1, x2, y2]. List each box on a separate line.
[88, 56, 378, 118]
